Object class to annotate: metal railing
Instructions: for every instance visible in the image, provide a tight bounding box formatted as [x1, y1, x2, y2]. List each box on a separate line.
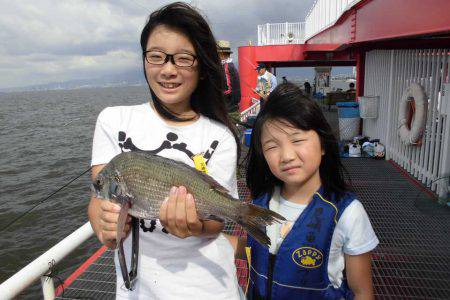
[0, 222, 94, 299]
[362, 49, 450, 197]
[240, 98, 261, 122]
[304, 0, 362, 40]
[257, 22, 305, 46]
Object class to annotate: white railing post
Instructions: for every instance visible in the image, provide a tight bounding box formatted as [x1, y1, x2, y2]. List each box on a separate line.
[438, 82, 450, 197]
[0, 222, 94, 299]
[257, 25, 261, 46]
[385, 50, 395, 160]
[304, 0, 363, 40]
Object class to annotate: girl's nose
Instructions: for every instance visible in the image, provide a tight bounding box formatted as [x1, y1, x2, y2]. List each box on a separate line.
[160, 60, 178, 78]
[280, 145, 296, 163]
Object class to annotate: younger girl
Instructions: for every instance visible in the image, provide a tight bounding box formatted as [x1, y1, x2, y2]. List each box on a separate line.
[229, 83, 378, 299]
[88, 2, 242, 299]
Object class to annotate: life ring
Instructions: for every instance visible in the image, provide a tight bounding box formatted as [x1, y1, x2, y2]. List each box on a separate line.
[398, 83, 427, 145]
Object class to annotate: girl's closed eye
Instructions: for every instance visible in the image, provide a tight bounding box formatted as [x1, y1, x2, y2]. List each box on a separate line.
[264, 144, 278, 151]
[292, 139, 306, 144]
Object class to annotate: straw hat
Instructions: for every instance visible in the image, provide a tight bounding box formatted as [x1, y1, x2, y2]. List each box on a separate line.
[217, 40, 232, 53]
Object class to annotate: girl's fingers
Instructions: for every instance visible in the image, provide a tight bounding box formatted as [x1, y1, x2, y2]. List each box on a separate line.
[101, 229, 117, 242]
[165, 187, 178, 231]
[175, 186, 188, 231]
[101, 221, 118, 232]
[101, 201, 121, 213]
[101, 211, 120, 223]
[159, 197, 169, 228]
[186, 194, 202, 235]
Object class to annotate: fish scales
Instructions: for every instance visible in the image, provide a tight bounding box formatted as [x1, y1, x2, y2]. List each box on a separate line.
[109, 152, 237, 221]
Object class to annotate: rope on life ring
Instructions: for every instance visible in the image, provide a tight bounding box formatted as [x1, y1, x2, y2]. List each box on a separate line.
[398, 83, 427, 146]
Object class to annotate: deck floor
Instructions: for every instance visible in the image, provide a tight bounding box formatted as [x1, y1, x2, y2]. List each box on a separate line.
[56, 157, 450, 299]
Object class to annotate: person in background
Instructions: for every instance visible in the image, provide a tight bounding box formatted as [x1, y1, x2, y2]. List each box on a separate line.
[88, 2, 242, 299]
[254, 63, 277, 103]
[347, 82, 356, 92]
[282, 76, 288, 84]
[346, 82, 356, 100]
[228, 83, 378, 299]
[217, 40, 241, 112]
[304, 80, 311, 95]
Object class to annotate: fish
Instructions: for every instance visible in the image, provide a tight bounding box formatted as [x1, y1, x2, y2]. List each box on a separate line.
[92, 151, 285, 290]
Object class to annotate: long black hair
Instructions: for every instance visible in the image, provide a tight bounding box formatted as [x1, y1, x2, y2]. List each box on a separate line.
[246, 83, 350, 200]
[140, 2, 239, 149]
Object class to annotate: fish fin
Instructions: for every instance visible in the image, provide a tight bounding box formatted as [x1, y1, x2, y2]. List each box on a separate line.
[236, 203, 286, 247]
[204, 214, 225, 222]
[118, 239, 131, 289]
[116, 198, 135, 290]
[116, 198, 131, 245]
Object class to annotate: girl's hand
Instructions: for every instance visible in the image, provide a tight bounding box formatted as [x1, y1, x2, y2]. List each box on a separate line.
[159, 186, 204, 238]
[98, 200, 132, 249]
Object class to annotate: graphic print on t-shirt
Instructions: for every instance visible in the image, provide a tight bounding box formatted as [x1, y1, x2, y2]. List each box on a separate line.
[118, 131, 218, 164]
[118, 130, 219, 234]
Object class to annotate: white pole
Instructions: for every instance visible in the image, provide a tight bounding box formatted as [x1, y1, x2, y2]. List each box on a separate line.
[0, 222, 94, 299]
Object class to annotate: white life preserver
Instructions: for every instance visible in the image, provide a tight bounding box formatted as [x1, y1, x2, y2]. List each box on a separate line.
[398, 83, 427, 145]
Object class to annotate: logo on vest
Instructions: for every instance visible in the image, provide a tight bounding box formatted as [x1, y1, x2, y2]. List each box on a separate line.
[292, 247, 323, 269]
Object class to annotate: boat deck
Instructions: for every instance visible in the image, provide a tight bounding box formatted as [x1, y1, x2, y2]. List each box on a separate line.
[55, 156, 450, 299]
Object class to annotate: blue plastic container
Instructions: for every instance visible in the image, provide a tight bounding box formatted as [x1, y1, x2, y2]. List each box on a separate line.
[244, 129, 252, 147]
[336, 102, 360, 141]
[336, 102, 360, 118]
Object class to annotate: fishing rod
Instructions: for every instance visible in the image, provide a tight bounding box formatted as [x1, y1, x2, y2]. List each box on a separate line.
[0, 166, 92, 232]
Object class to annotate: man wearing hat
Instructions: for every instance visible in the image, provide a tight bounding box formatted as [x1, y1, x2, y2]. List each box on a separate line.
[254, 63, 277, 102]
[217, 40, 241, 112]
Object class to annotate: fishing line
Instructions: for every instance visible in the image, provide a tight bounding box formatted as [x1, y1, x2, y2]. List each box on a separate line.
[0, 166, 92, 232]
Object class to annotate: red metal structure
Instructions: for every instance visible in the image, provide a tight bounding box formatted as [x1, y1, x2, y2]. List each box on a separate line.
[238, 44, 354, 109]
[238, 0, 450, 111]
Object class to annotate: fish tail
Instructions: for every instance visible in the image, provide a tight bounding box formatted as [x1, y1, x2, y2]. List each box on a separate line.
[236, 203, 286, 247]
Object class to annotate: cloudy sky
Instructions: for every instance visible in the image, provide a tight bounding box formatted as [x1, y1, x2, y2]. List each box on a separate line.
[0, 0, 316, 89]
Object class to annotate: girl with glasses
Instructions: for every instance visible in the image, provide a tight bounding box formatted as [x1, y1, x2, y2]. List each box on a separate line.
[88, 2, 241, 299]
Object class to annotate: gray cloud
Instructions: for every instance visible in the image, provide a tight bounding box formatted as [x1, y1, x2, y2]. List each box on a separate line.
[0, 0, 315, 89]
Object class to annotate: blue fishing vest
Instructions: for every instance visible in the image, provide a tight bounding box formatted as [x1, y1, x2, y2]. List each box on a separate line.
[247, 187, 355, 300]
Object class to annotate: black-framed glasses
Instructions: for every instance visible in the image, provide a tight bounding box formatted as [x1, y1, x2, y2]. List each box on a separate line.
[144, 50, 197, 67]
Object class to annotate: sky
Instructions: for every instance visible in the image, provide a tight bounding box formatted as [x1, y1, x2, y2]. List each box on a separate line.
[0, 0, 318, 89]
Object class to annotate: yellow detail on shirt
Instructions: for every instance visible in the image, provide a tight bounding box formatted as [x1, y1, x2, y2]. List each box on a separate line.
[192, 154, 208, 174]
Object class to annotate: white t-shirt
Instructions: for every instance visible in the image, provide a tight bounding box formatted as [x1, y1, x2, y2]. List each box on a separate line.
[268, 189, 379, 289]
[91, 102, 241, 299]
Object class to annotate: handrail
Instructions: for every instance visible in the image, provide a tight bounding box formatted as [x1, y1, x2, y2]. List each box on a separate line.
[240, 98, 261, 122]
[304, 0, 362, 40]
[257, 22, 305, 45]
[0, 221, 94, 299]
